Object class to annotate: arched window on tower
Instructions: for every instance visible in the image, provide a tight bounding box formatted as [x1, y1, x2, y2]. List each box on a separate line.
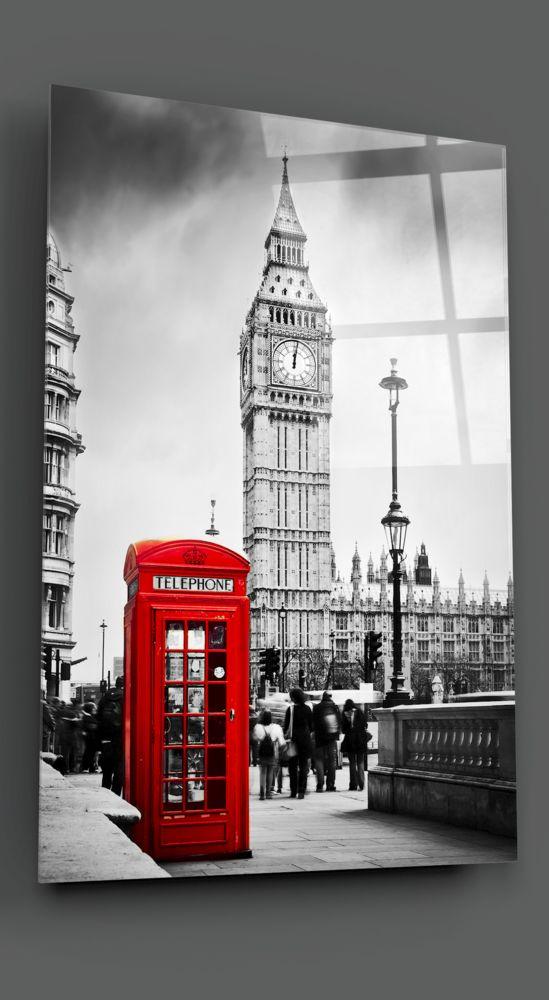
[282, 245, 286, 261]
[290, 311, 295, 325]
[297, 312, 302, 326]
[269, 306, 274, 322]
[276, 308, 281, 323]
[311, 314, 316, 329]
[270, 286, 275, 293]
[276, 244, 281, 260]
[283, 309, 288, 324]
[304, 313, 309, 328]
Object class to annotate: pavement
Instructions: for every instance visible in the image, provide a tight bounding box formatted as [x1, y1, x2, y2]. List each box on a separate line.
[163, 763, 517, 878]
[39, 761, 169, 883]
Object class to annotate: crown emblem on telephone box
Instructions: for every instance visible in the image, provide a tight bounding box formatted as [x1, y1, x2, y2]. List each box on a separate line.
[182, 546, 207, 565]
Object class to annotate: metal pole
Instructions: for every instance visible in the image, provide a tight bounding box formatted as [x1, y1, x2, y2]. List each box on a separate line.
[281, 617, 286, 692]
[100, 620, 107, 684]
[391, 553, 403, 690]
[391, 405, 398, 500]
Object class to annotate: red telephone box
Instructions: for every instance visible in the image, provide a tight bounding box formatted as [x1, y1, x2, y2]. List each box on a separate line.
[123, 538, 251, 863]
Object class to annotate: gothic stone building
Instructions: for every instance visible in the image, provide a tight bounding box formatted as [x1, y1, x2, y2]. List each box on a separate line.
[42, 233, 84, 694]
[240, 157, 333, 669]
[331, 543, 515, 697]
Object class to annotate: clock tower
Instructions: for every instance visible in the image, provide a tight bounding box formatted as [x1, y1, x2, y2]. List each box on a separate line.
[240, 156, 333, 671]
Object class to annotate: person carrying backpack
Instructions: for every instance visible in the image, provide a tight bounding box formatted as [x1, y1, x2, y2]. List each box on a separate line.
[252, 710, 285, 800]
[312, 691, 341, 792]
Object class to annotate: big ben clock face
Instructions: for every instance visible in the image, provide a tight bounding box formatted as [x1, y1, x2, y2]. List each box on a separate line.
[272, 339, 316, 387]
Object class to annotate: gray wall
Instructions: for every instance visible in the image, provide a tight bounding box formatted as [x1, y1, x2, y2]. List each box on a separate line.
[0, 2, 545, 996]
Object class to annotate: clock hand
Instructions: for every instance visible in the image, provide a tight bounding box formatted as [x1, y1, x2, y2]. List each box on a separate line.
[292, 342, 298, 369]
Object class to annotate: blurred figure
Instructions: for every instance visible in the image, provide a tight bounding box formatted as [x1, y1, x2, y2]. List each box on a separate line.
[253, 709, 286, 800]
[57, 700, 84, 773]
[284, 688, 313, 799]
[312, 691, 341, 792]
[81, 701, 99, 773]
[97, 677, 124, 795]
[41, 693, 55, 753]
[249, 704, 259, 765]
[341, 698, 371, 791]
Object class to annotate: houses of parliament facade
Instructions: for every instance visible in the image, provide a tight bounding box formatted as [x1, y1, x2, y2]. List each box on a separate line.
[240, 158, 514, 695]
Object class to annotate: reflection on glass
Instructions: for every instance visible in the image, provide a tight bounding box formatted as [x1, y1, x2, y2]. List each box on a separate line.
[165, 652, 183, 680]
[187, 686, 204, 714]
[164, 716, 183, 745]
[208, 621, 226, 649]
[208, 684, 226, 714]
[208, 746, 226, 777]
[165, 686, 184, 713]
[187, 654, 205, 681]
[165, 622, 184, 650]
[164, 748, 182, 776]
[208, 715, 226, 745]
[187, 780, 205, 810]
[208, 781, 226, 810]
[187, 716, 204, 744]
[208, 652, 226, 681]
[187, 748, 205, 775]
[188, 621, 205, 650]
[163, 782, 183, 811]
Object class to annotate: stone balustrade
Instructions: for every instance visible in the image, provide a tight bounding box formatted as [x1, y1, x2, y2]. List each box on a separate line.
[368, 701, 516, 837]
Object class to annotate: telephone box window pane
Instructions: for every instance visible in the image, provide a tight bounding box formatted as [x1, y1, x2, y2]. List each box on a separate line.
[187, 780, 205, 810]
[208, 652, 226, 681]
[188, 622, 205, 650]
[163, 782, 183, 811]
[187, 653, 205, 682]
[187, 716, 204, 744]
[208, 747, 226, 777]
[166, 623, 184, 650]
[208, 684, 226, 714]
[208, 622, 226, 649]
[187, 748, 205, 776]
[164, 716, 183, 745]
[208, 781, 226, 810]
[165, 687, 184, 713]
[187, 686, 204, 714]
[165, 652, 183, 680]
[164, 748, 182, 776]
[208, 715, 226, 745]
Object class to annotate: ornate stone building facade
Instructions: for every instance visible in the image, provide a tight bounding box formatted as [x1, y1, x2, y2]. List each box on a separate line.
[240, 157, 333, 665]
[42, 233, 84, 694]
[330, 544, 515, 696]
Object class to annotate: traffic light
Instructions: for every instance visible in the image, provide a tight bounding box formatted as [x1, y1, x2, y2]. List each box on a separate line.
[298, 667, 306, 689]
[41, 644, 52, 679]
[367, 630, 383, 681]
[258, 648, 268, 678]
[363, 633, 370, 682]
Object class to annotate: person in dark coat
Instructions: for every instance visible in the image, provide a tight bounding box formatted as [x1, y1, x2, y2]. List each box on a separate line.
[283, 688, 313, 799]
[81, 701, 99, 773]
[97, 677, 124, 795]
[341, 698, 371, 791]
[41, 694, 55, 753]
[312, 691, 341, 792]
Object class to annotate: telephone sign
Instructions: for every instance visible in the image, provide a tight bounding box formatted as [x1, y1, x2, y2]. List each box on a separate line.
[123, 538, 251, 863]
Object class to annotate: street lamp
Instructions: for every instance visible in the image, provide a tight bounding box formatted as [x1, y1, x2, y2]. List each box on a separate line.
[380, 358, 411, 707]
[100, 619, 107, 690]
[326, 629, 335, 689]
[279, 604, 287, 692]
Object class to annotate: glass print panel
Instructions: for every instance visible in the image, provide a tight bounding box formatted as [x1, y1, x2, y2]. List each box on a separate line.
[208, 652, 226, 681]
[187, 653, 205, 682]
[207, 781, 226, 810]
[165, 652, 183, 680]
[208, 746, 226, 777]
[187, 686, 205, 714]
[164, 716, 183, 745]
[187, 780, 205, 810]
[187, 716, 205, 744]
[208, 621, 226, 648]
[208, 715, 226, 745]
[208, 684, 226, 714]
[187, 748, 205, 775]
[164, 748, 182, 776]
[165, 686, 184, 713]
[163, 781, 183, 811]
[188, 621, 205, 650]
[165, 622, 184, 650]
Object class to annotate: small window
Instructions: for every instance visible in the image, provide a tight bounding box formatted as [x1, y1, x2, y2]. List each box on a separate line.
[49, 275, 56, 285]
[296, 291, 301, 298]
[270, 286, 275, 293]
[276, 275, 281, 282]
[288, 278, 293, 285]
[300, 280, 305, 287]
[282, 288, 287, 296]
[308, 293, 313, 300]
[47, 300, 54, 312]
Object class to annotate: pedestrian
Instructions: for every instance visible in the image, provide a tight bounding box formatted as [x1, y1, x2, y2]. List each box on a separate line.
[253, 710, 286, 800]
[249, 704, 259, 766]
[97, 677, 124, 795]
[81, 701, 99, 773]
[341, 698, 371, 791]
[312, 691, 341, 792]
[283, 688, 313, 799]
[57, 700, 84, 773]
[41, 693, 55, 753]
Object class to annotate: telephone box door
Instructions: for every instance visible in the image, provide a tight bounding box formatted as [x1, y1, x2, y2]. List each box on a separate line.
[152, 609, 238, 860]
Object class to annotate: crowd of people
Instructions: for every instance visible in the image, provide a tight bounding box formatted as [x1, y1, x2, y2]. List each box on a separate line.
[40, 677, 124, 795]
[250, 688, 372, 800]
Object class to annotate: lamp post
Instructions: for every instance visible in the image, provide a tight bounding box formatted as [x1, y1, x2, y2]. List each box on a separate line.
[326, 629, 336, 689]
[279, 604, 287, 692]
[100, 619, 107, 691]
[380, 359, 411, 707]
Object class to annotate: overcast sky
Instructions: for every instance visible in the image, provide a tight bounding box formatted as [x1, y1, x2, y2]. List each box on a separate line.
[49, 87, 511, 682]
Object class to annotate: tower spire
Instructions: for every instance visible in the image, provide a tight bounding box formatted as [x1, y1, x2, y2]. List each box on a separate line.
[268, 154, 306, 241]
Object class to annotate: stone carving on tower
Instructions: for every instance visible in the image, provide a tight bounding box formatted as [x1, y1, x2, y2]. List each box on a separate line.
[42, 233, 84, 695]
[240, 155, 333, 668]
